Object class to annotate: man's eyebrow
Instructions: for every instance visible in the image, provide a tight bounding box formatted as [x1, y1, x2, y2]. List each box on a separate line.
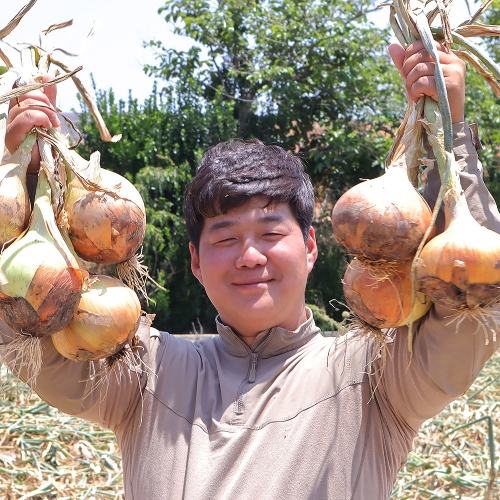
[207, 220, 237, 233]
[207, 214, 286, 233]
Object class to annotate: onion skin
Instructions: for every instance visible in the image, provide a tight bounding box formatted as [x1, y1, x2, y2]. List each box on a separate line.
[417, 194, 500, 309]
[51, 275, 141, 361]
[343, 258, 432, 329]
[65, 169, 146, 264]
[0, 265, 84, 337]
[332, 167, 435, 262]
[0, 132, 36, 246]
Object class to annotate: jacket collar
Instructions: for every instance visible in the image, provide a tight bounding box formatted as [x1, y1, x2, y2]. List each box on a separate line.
[215, 308, 321, 358]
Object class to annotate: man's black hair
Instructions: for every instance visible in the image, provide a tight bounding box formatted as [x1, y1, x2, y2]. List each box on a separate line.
[183, 138, 315, 252]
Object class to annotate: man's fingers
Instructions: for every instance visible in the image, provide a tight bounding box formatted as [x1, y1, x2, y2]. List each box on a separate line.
[388, 43, 405, 77]
[5, 107, 58, 155]
[41, 75, 57, 109]
[408, 75, 438, 104]
[9, 97, 60, 125]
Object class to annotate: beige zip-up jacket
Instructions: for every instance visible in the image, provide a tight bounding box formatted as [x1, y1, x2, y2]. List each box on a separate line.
[1, 122, 499, 500]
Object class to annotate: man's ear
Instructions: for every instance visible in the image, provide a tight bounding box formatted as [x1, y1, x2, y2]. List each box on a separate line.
[189, 242, 204, 286]
[306, 226, 318, 274]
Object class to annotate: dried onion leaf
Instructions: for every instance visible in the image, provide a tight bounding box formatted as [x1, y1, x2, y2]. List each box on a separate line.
[49, 57, 121, 143]
[41, 20, 73, 36]
[0, 66, 82, 105]
[455, 49, 500, 97]
[0, 0, 37, 40]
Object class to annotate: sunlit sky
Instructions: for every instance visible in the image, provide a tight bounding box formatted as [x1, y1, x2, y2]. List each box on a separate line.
[1, 0, 192, 111]
[1, 0, 475, 112]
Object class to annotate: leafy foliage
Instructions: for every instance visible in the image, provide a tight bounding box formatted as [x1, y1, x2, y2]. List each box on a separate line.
[146, 0, 404, 191]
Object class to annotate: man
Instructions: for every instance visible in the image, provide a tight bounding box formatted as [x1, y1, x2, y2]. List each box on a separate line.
[1, 41, 499, 499]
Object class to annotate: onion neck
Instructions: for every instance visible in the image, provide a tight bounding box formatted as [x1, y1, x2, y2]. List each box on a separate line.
[443, 188, 477, 231]
[29, 169, 53, 237]
[386, 100, 424, 187]
[49, 128, 102, 184]
[12, 131, 37, 179]
[29, 168, 83, 269]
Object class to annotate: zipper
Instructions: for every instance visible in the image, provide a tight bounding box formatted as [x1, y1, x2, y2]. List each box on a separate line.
[248, 352, 258, 383]
[235, 352, 259, 415]
[233, 329, 273, 418]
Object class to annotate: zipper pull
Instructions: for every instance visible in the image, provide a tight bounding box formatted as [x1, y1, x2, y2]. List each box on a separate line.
[249, 353, 258, 383]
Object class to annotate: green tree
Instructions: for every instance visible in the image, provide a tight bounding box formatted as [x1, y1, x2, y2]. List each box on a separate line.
[143, 0, 406, 322]
[147, 0, 404, 191]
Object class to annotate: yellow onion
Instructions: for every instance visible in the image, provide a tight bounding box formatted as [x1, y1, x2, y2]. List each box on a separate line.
[415, 94, 500, 311]
[343, 257, 432, 329]
[49, 134, 146, 265]
[0, 168, 86, 337]
[0, 131, 36, 247]
[66, 167, 146, 264]
[51, 275, 141, 361]
[417, 192, 500, 310]
[331, 166, 435, 262]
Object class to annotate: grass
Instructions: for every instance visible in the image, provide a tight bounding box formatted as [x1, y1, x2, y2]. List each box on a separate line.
[1, 354, 500, 499]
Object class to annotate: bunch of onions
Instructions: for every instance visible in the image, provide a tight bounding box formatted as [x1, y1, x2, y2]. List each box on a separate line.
[51, 275, 141, 363]
[43, 131, 149, 296]
[0, 131, 36, 247]
[332, 101, 435, 330]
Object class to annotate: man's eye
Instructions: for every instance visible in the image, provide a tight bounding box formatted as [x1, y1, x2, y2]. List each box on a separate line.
[215, 238, 236, 244]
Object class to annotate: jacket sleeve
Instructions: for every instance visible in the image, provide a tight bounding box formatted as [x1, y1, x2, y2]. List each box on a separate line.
[0, 318, 156, 431]
[373, 305, 498, 432]
[373, 122, 500, 431]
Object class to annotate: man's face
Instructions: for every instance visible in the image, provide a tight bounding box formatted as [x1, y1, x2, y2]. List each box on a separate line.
[190, 197, 318, 341]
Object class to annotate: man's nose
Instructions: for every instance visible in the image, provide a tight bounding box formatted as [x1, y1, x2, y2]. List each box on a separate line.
[235, 241, 267, 268]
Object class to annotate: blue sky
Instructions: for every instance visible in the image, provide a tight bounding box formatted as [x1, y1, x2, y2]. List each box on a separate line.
[1, 0, 474, 112]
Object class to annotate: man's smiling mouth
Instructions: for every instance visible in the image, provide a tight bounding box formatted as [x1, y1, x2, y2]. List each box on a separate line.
[233, 278, 274, 286]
